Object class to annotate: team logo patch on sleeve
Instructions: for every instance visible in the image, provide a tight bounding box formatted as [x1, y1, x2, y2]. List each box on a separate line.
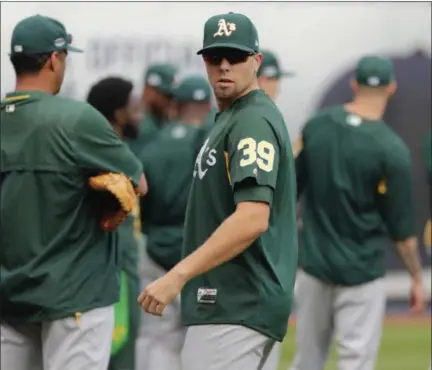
[197, 288, 218, 304]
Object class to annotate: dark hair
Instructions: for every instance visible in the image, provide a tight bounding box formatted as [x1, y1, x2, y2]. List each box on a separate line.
[87, 77, 133, 121]
[10, 53, 51, 76]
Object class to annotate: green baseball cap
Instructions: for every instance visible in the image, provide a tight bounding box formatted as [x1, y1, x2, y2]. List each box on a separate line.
[197, 12, 259, 55]
[10, 15, 82, 55]
[355, 56, 395, 87]
[257, 50, 295, 79]
[174, 75, 212, 103]
[144, 63, 178, 95]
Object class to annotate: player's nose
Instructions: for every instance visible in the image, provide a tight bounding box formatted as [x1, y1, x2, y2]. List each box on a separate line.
[219, 58, 231, 70]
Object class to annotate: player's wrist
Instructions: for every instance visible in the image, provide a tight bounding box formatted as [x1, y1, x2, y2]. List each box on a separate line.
[170, 263, 193, 286]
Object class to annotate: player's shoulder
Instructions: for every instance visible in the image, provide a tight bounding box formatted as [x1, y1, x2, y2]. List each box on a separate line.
[47, 95, 107, 128]
[231, 90, 286, 136]
[304, 105, 344, 130]
[379, 124, 410, 159]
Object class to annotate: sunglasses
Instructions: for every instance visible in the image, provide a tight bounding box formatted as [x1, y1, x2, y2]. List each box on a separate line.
[202, 49, 254, 66]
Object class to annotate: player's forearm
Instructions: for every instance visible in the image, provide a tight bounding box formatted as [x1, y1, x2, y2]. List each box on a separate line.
[172, 203, 268, 282]
[137, 173, 148, 195]
[395, 237, 423, 281]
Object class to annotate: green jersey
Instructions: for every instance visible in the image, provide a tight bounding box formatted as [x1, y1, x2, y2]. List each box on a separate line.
[181, 90, 298, 342]
[0, 91, 142, 323]
[126, 113, 163, 156]
[297, 105, 415, 286]
[139, 122, 205, 271]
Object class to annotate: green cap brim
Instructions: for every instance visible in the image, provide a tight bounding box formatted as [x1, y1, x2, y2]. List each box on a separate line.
[197, 42, 255, 55]
[67, 45, 83, 53]
[279, 70, 296, 78]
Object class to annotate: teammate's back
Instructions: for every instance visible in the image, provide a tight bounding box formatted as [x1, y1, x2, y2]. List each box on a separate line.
[1, 91, 142, 323]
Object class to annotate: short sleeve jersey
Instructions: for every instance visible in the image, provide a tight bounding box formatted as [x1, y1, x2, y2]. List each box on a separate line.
[138, 122, 205, 271]
[182, 90, 298, 342]
[296, 105, 415, 286]
[0, 90, 142, 323]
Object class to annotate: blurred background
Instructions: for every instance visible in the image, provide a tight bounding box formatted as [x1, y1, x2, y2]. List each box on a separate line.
[1, 2, 431, 369]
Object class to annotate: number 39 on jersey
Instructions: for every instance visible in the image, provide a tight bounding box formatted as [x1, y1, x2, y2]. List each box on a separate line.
[237, 137, 276, 172]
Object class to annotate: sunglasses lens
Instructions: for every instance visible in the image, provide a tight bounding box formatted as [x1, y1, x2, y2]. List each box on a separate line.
[203, 49, 250, 65]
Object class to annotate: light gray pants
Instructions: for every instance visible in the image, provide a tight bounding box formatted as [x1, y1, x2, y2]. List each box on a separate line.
[182, 324, 276, 370]
[290, 271, 386, 370]
[136, 247, 186, 370]
[1, 305, 114, 370]
[262, 341, 281, 370]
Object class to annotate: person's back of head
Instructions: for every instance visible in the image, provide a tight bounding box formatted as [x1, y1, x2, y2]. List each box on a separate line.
[347, 55, 397, 120]
[9, 14, 82, 95]
[87, 76, 140, 139]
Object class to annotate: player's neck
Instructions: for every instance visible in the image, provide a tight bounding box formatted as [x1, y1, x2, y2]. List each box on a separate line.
[345, 95, 388, 121]
[15, 77, 55, 95]
[217, 82, 260, 111]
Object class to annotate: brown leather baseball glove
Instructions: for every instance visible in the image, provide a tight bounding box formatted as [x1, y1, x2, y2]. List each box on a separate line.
[88, 172, 139, 231]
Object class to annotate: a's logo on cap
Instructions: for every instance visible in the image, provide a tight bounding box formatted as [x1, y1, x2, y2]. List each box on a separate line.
[263, 66, 278, 77]
[13, 45, 23, 53]
[54, 38, 66, 48]
[367, 76, 380, 86]
[193, 89, 206, 101]
[147, 74, 162, 86]
[213, 19, 236, 38]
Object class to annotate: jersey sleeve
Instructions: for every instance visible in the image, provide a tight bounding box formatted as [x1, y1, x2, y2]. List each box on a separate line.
[227, 115, 280, 206]
[377, 141, 415, 241]
[73, 105, 143, 186]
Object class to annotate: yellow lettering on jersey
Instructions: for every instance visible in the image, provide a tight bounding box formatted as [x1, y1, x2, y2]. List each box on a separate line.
[377, 179, 387, 194]
[2, 95, 30, 103]
[293, 136, 303, 158]
[224, 151, 231, 185]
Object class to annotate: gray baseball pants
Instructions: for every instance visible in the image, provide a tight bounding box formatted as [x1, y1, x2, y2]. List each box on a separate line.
[1, 305, 114, 370]
[289, 270, 386, 370]
[136, 247, 186, 370]
[181, 324, 276, 370]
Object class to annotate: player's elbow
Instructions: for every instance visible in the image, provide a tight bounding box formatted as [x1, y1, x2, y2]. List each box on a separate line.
[236, 201, 270, 235]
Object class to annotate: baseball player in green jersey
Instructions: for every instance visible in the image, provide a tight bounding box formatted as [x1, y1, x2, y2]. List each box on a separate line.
[136, 75, 212, 370]
[127, 63, 178, 155]
[0, 15, 145, 370]
[258, 49, 295, 101]
[138, 12, 298, 370]
[87, 77, 147, 370]
[290, 56, 427, 370]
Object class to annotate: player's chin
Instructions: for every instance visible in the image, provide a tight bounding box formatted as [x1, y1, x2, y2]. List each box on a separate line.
[214, 87, 236, 100]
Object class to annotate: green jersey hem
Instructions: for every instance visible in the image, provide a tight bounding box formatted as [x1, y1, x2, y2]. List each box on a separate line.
[1, 298, 118, 325]
[302, 266, 385, 287]
[181, 319, 286, 342]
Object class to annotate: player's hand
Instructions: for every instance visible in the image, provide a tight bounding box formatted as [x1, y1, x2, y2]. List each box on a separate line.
[410, 279, 427, 314]
[137, 270, 186, 316]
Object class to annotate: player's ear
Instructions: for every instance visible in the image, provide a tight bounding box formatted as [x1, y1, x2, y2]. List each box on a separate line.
[387, 82, 397, 97]
[254, 53, 263, 73]
[49, 52, 60, 72]
[350, 79, 360, 94]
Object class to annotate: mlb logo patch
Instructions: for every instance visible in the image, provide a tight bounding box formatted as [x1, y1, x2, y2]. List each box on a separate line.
[197, 288, 218, 304]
